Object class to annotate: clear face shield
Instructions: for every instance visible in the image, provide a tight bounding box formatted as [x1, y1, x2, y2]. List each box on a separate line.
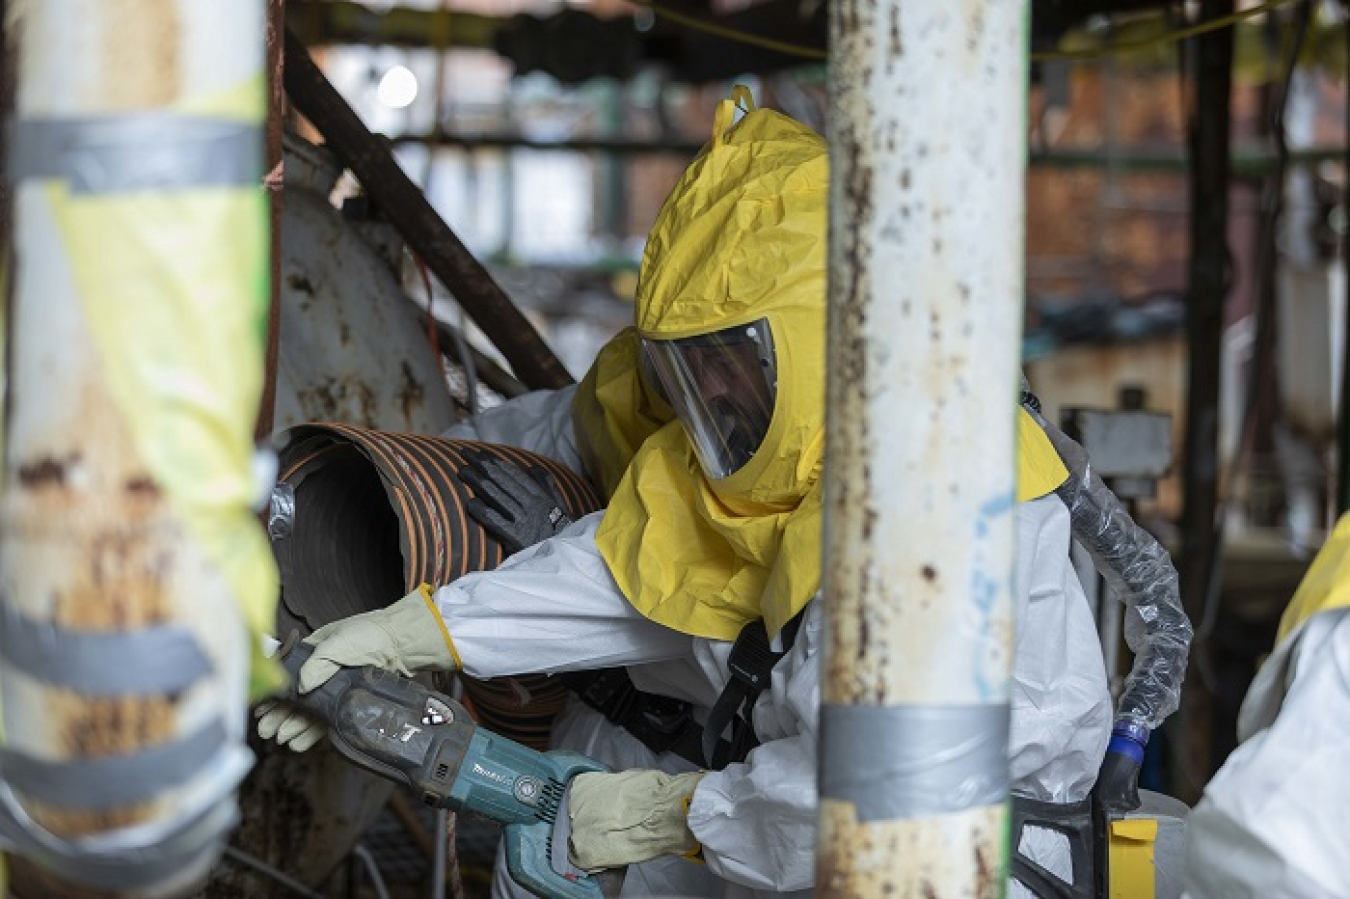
[642, 318, 778, 480]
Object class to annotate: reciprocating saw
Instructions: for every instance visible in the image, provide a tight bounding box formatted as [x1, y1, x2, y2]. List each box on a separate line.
[275, 638, 618, 899]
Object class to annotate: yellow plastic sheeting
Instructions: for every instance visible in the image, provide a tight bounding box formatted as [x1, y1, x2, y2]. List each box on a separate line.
[572, 327, 673, 501]
[1276, 510, 1350, 645]
[1109, 817, 1158, 899]
[46, 183, 282, 697]
[176, 73, 266, 120]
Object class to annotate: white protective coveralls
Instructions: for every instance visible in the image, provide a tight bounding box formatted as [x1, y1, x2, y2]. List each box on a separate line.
[444, 386, 1112, 899]
[1184, 514, 1350, 899]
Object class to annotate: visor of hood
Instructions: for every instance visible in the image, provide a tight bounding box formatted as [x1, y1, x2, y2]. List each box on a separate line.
[643, 318, 777, 480]
[634, 97, 828, 509]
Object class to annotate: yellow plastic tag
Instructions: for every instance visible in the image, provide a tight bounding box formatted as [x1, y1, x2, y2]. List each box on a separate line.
[1109, 818, 1158, 899]
[1016, 407, 1070, 502]
[711, 85, 757, 146]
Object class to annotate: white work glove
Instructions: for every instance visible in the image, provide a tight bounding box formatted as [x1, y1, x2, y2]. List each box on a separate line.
[567, 770, 705, 871]
[254, 699, 328, 752]
[255, 587, 460, 752]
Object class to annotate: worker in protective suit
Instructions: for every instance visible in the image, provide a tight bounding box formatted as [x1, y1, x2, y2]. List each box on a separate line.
[1183, 513, 1350, 899]
[258, 94, 1186, 898]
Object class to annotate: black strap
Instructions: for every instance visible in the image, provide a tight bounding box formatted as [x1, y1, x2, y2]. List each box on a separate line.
[563, 610, 806, 772]
[701, 613, 805, 770]
[1009, 794, 1101, 899]
[561, 668, 720, 767]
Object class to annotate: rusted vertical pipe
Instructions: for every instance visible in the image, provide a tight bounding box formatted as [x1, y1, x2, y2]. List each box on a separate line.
[0, 1, 275, 894]
[1178, 0, 1234, 798]
[1339, 1, 1350, 517]
[819, 3, 1027, 897]
[257, 0, 286, 440]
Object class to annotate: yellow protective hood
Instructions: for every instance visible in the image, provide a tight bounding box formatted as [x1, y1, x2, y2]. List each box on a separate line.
[596, 93, 1068, 641]
[1275, 511, 1350, 646]
[571, 327, 674, 500]
[596, 94, 829, 640]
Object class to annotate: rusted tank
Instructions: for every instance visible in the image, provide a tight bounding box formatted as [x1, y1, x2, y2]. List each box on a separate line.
[274, 133, 457, 435]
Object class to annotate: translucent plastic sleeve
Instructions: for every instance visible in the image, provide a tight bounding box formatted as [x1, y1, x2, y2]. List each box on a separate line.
[1025, 404, 1193, 729]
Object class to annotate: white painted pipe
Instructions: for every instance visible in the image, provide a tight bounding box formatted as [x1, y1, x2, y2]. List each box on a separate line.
[819, 2, 1028, 896]
[0, 2, 272, 895]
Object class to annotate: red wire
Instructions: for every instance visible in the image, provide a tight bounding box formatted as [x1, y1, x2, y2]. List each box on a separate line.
[416, 254, 441, 361]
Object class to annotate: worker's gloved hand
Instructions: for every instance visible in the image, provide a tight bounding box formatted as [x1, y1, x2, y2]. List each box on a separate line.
[254, 700, 328, 752]
[1094, 721, 1147, 815]
[254, 588, 458, 751]
[567, 770, 704, 871]
[460, 452, 572, 555]
[295, 586, 460, 693]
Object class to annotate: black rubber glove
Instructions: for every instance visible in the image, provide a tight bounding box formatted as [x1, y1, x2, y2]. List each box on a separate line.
[1093, 722, 1146, 815]
[461, 452, 573, 555]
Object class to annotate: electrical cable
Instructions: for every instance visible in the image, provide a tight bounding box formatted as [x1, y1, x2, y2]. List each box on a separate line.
[616, 0, 1298, 65]
[1034, 0, 1300, 62]
[1192, 3, 1314, 682]
[624, 0, 826, 60]
[452, 306, 481, 416]
[223, 846, 329, 899]
[353, 844, 393, 899]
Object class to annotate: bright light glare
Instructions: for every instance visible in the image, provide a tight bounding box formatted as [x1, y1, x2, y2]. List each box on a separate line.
[377, 65, 418, 109]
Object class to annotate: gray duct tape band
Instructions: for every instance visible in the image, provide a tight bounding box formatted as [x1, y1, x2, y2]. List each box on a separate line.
[8, 115, 262, 193]
[820, 703, 1010, 822]
[0, 718, 228, 810]
[0, 604, 213, 695]
[0, 780, 238, 892]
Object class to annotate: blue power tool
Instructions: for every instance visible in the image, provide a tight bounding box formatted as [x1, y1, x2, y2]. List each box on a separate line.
[278, 639, 618, 899]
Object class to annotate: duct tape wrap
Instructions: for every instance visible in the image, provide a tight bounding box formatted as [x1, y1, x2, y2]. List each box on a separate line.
[9, 116, 262, 194]
[0, 605, 213, 696]
[273, 423, 604, 747]
[0, 720, 229, 810]
[0, 756, 249, 895]
[0, 600, 252, 893]
[819, 704, 1010, 822]
[1026, 404, 1193, 730]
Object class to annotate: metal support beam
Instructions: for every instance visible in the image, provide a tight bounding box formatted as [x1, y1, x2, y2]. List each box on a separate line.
[258, 0, 285, 440]
[391, 131, 1350, 179]
[819, 3, 1026, 897]
[283, 28, 573, 391]
[1178, 0, 1235, 799]
[288, 0, 501, 50]
[391, 132, 707, 157]
[1339, 2, 1350, 516]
